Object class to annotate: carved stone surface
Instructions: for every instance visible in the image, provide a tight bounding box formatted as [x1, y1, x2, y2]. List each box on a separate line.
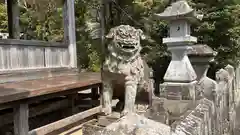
[94, 113, 171, 135]
[216, 68, 230, 134]
[173, 98, 215, 135]
[224, 65, 236, 135]
[102, 25, 152, 116]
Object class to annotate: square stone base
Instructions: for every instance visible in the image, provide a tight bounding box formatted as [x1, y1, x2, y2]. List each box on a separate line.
[160, 81, 197, 100]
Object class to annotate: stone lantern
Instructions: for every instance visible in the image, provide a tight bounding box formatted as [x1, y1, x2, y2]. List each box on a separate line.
[155, 0, 203, 100]
[187, 44, 218, 135]
[187, 44, 217, 100]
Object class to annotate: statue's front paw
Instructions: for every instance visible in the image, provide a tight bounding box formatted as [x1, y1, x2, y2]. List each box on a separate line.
[120, 110, 129, 117]
[102, 106, 112, 116]
[121, 109, 133, 117]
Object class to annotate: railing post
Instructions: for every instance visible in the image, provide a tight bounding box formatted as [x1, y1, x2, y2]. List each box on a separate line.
[14, 103, 29, 135]
[7, 0, 20, 39]
[63, 0, 77, 68]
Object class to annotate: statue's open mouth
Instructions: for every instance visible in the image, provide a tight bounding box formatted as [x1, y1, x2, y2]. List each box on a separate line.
[122, 45, 135, 49]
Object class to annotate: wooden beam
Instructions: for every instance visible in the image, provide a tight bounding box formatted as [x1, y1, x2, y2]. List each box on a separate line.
[0, 99, 70, 127]
[28, 106, 102, 135]
[100, 0, 106, 106]
[63, 0, 77, 68]
[91, 87, 99, 107]
[14, 103, 29, 135]
[0, 39, 67, 47]
[66, 93, 78, 115]
[7, 0, 20, 39]
[0, 67, 77, 85]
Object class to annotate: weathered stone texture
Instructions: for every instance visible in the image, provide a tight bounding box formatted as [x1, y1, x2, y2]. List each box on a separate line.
[173, 98, 215, 135]
[216, 68, 231, 134]
[102, 25, 153, 116]
[94, 113, 171, 135]
[188, 44, 217, 101]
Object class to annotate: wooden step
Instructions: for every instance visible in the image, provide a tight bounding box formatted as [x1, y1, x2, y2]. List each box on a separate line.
[57, 112, 121, 135]
[59, 124, 83, 135]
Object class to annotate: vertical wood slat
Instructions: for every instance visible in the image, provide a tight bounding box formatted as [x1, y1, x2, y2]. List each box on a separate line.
[45, 47, 69, 68]
[35, 47, 45, 68]
[3, 46, 11, 69]
[0, 45, 69, 71]
[0, 46, 3, 69]
[61, 48, 70, 66]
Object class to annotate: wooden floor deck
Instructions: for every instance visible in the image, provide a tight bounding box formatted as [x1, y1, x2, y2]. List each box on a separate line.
[0, 71, 102, 135]
[0, 72, 101, 105]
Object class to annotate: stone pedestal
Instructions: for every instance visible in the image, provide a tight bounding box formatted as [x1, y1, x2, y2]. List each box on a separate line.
[160, 45, 197, 100]
[187, 44, 218, 101]
[161, 81, 196, 100]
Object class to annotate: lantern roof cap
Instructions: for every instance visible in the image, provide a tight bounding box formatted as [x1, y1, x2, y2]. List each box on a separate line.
[187, 44, 217, 57]
[155, 0, 203, 21]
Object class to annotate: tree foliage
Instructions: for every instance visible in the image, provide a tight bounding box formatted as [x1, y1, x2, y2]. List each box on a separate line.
[0, 3, 8, 33]
[0, 0, 239, 72]
[74, 0, 101, 71]
[190, 0, 240, 67]
[19, 0, 64, 41]
[104, 0, 240, 69]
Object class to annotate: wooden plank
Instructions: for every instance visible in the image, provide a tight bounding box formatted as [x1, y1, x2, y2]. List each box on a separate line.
[28, 106, 102, 135]
[63, 0, 77, 68]
[7, 0, 20, 39]
[0, 67, 77, 76]
[0, 72, 101, 104]
[0, 67, 78, 84]
[0, 39, 67, 47]
[0, 43, 69, 71]
[14, 103, 29, 135]
[0, 86, 100, 111]
[59, 124, 83, 135]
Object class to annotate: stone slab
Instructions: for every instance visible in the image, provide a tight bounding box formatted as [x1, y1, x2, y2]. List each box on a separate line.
[160, 81, 197, 100]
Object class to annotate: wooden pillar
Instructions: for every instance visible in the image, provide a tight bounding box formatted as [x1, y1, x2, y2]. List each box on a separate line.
[7, 0, 20, 39]
[100, 0, 106, 108]
[14, 103, 29, 135]
[91, 87, 99, 101]
[66, 93, 78, 115]
[63, 0, 77, 68]
[91, 87, 99, 107]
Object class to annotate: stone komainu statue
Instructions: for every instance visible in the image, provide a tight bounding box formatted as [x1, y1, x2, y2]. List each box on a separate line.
[102, 25, 153, 116]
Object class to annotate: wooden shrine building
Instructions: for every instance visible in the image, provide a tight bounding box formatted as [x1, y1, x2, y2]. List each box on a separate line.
[0, 0, 102, 135]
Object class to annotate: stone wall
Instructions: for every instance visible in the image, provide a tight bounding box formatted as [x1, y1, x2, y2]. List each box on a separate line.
[234, 65, 240, 106]
[170, 65, 236, 135]
[172, 98, 214, 135]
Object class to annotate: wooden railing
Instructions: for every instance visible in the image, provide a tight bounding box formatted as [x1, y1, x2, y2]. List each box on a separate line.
[0, 39, 70, 72]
